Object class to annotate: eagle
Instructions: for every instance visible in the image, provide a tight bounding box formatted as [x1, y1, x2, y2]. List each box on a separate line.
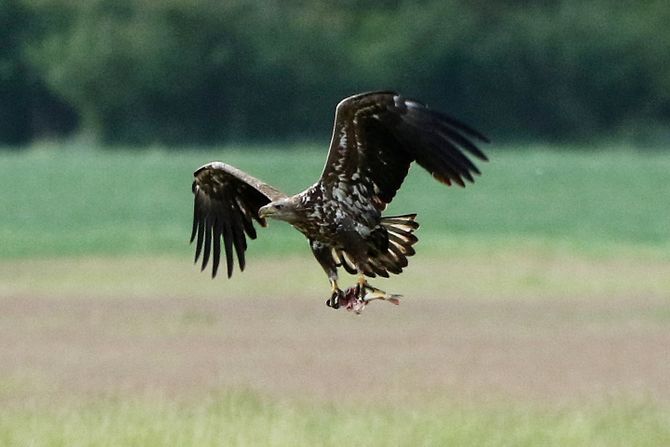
[190, 91, 488, 312]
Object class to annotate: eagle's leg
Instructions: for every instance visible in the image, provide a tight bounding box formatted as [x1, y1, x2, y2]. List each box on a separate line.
[309, 240, 344, 309]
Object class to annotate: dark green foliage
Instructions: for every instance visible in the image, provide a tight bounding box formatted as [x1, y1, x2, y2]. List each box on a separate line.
[0, 0, 78, 144]
[3, 0, 670, 144]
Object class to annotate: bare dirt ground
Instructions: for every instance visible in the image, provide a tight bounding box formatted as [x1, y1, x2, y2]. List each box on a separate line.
[2, 289, 669, 406]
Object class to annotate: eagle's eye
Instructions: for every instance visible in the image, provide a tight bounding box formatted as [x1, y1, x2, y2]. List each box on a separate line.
[274, 204, 283, 210]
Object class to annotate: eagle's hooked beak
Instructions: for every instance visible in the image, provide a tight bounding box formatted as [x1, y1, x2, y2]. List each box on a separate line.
[258, 203, 276, 219]
[258, 205, 272, 219]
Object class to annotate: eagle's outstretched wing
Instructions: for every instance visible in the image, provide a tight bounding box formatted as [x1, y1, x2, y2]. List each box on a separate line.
[319, 91, 488, 210]
[191, 162, 286, 278]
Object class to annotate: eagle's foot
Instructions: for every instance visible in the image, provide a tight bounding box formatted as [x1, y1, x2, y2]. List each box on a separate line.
[325, 278, 344, 309]
[326, 288, 344, 309]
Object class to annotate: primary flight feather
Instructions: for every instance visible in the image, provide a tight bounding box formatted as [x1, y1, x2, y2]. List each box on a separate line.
[191, 91, 488, 312]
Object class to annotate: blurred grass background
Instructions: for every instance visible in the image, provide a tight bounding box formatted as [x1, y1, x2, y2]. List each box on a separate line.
[2, 392, 669, 447]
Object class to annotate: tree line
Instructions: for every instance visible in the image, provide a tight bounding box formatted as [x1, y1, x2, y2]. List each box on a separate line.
[2, 0, 669, 146]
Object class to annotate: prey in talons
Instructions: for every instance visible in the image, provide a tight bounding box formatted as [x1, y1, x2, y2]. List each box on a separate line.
[327, 276, 401, 314]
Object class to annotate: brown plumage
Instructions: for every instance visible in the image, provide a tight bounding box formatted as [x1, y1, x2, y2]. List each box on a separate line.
[190, 91, 488, 310]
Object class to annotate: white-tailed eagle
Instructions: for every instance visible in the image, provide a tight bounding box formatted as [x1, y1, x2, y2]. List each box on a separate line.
[191, 91, 488, 313]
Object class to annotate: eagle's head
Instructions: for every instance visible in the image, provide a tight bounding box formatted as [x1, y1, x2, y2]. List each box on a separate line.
[258, 197, 302, 224]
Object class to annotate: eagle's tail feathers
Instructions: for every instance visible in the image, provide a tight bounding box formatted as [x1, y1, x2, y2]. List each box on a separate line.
[375, 213, 419, 276]
[369, 260, 390, 278]
[379, 214, 419, 232]
[333, 214, 419, 278]
[388, 236, 416, 257]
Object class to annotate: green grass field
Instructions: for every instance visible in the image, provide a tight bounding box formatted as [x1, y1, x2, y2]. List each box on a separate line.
[1, 143, 669, 259]
[2, 392, 669, 447]
[1, 144, 669, 446]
